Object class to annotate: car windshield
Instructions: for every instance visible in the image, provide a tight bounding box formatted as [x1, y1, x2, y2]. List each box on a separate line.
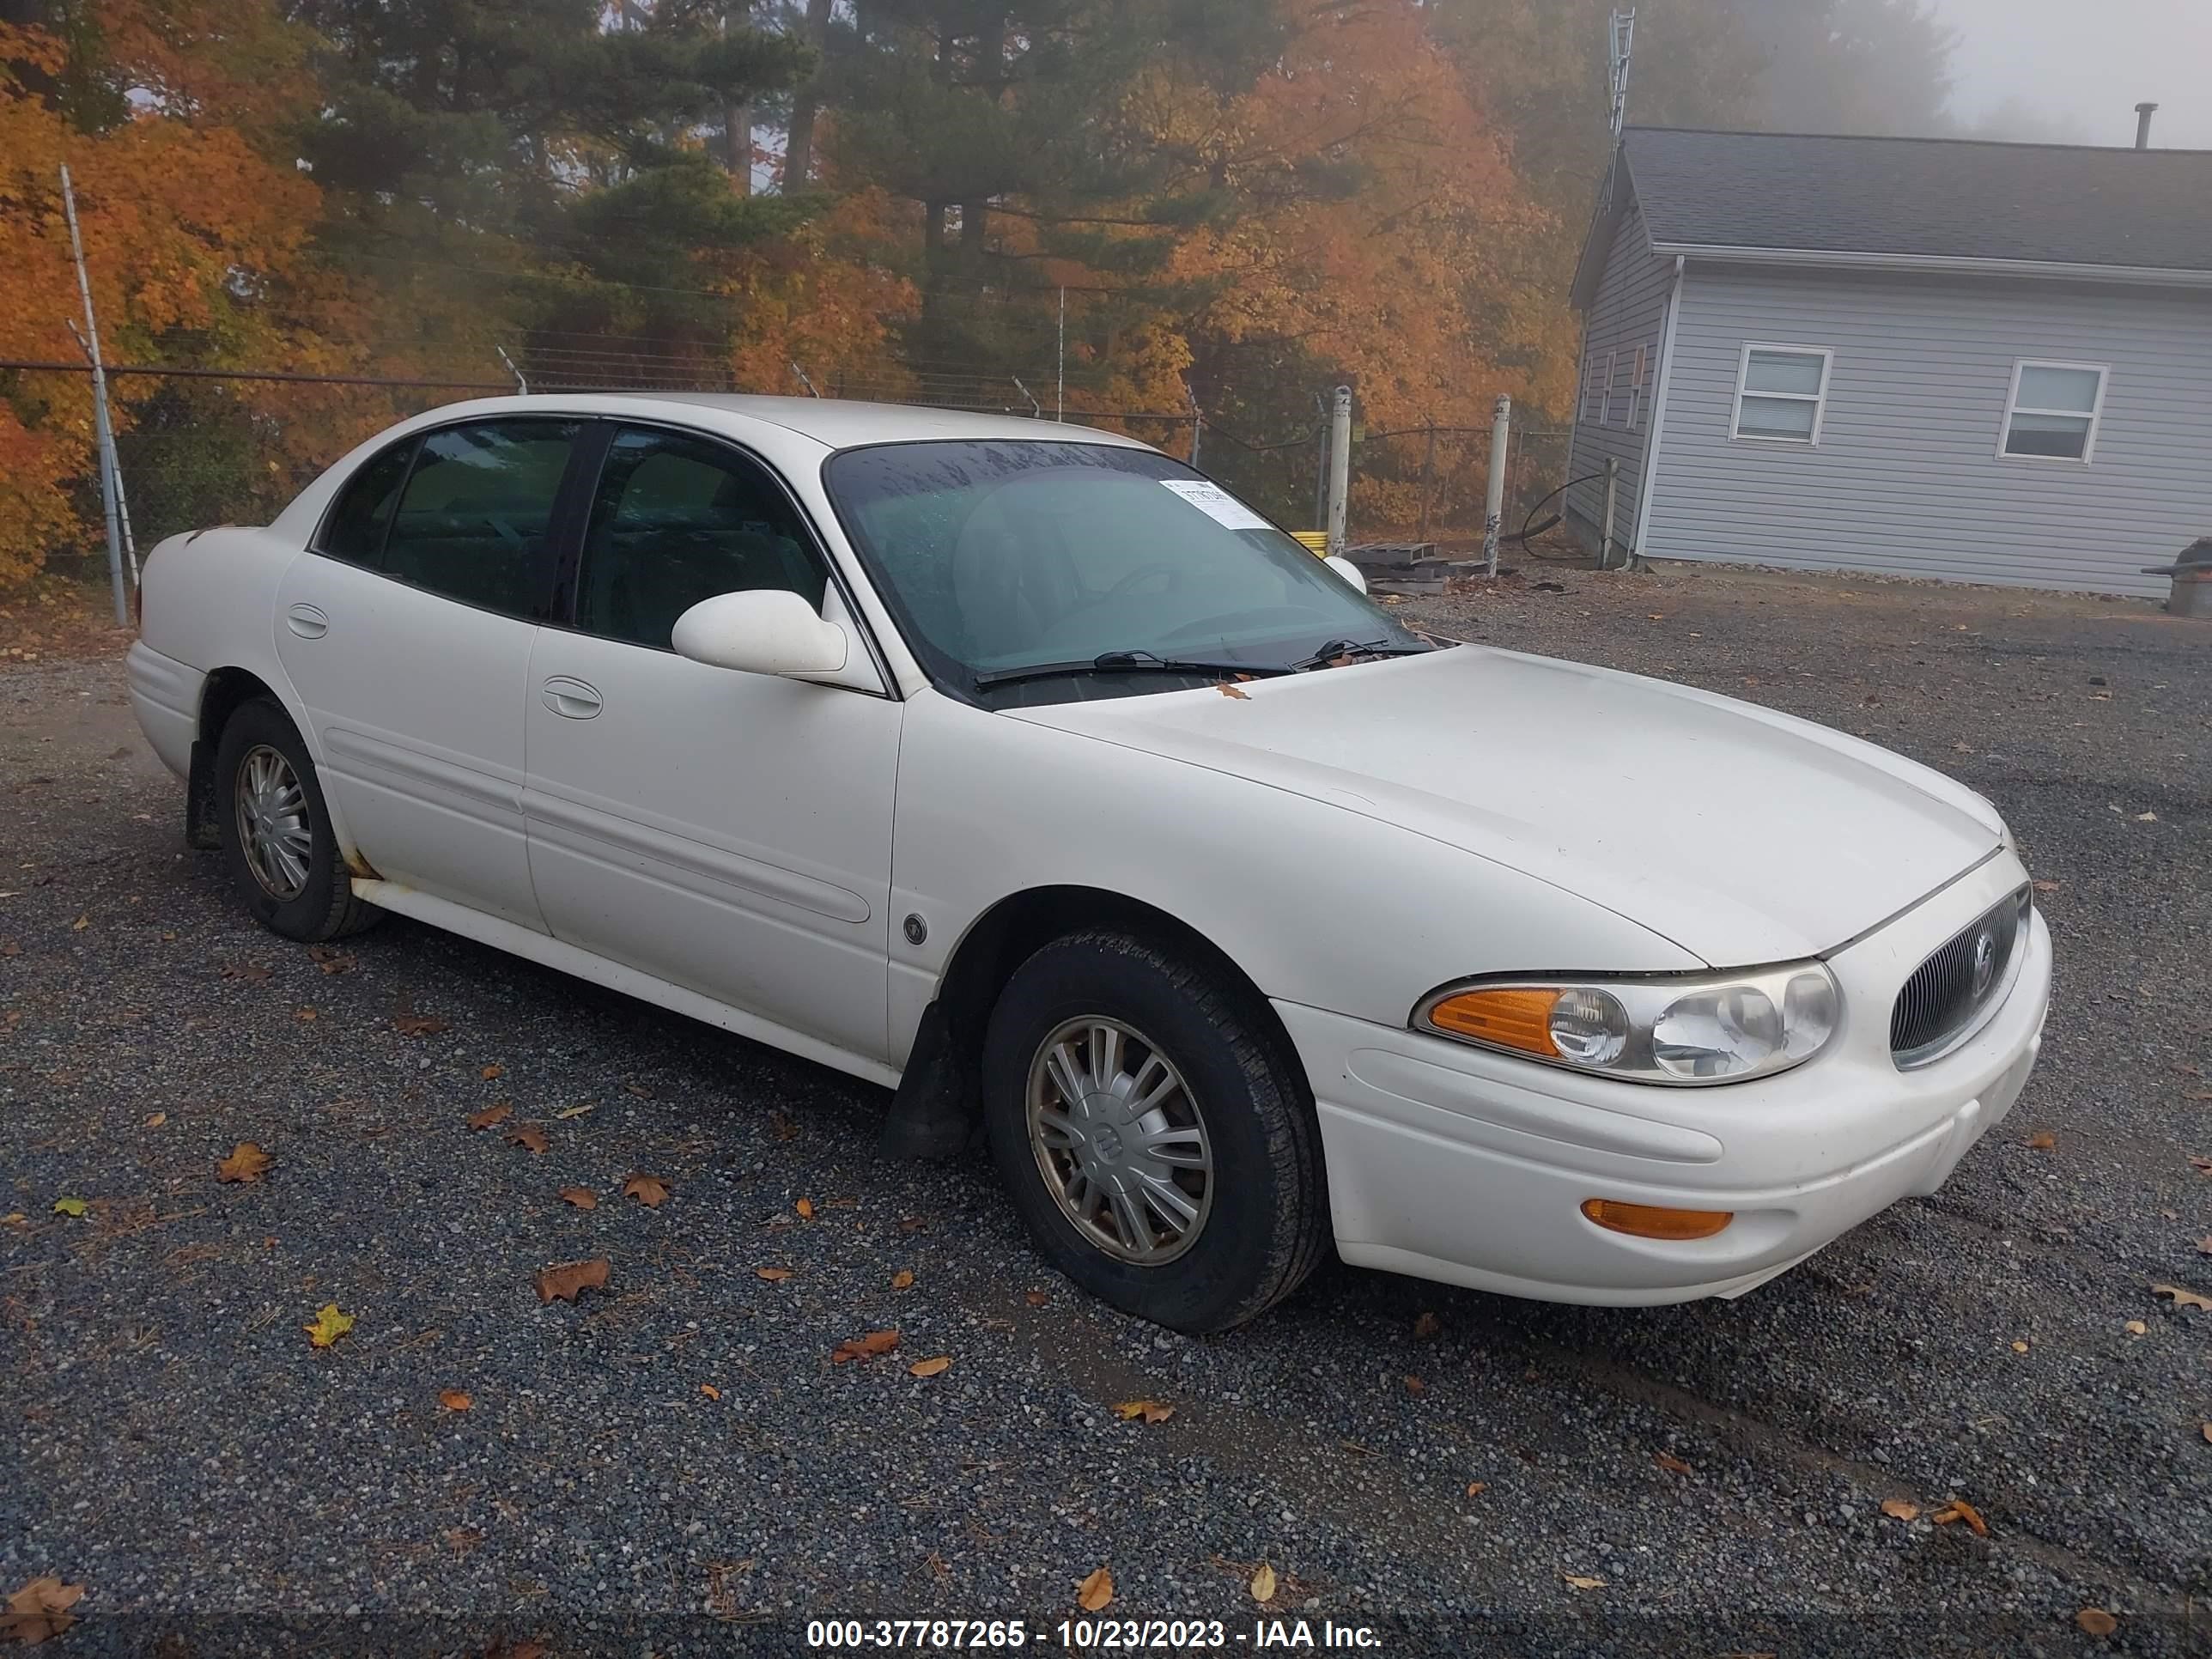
[820, 439, 1425, 698]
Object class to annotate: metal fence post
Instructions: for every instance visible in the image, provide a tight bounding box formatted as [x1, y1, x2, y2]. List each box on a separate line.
[1482, 394, 1511, 578]
[1325, 386, 1352, 557]
[1601, 456, 1620, 569]
[60, 165, 128, 627]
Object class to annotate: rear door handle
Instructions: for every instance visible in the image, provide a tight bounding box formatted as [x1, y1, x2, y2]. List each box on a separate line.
[285, 603, 329, 640]
[540, 676, 603, 720]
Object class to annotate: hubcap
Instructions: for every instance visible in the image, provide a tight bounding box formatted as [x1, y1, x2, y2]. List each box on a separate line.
[1026, 1016, 1212, 1266]
[234, 744, 312, 901]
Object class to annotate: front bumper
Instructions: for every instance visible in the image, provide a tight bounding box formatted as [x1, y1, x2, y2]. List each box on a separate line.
[1278, 855, 2051, 1305]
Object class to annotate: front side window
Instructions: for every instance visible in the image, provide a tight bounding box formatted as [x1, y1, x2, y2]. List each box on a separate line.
[380, 419, 580, 617]
[2001, 361, 2106, 461]
[823, 440, 1425, 701]
[315, 439, 416, 564]
[1732, 345, 1832, 444]
[574, 427, 827, 650]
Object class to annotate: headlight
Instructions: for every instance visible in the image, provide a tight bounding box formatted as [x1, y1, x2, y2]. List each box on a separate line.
[1416, 962, 1840, 1085]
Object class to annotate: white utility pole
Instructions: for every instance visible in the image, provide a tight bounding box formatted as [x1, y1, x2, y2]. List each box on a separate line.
[1482, 394, 1511, 578]
[1325, 385, 1352, 557]
[61, 165, 128, 627]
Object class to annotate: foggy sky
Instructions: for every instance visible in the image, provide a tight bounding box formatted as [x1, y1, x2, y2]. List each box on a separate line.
[1930, 0, 2212, 148]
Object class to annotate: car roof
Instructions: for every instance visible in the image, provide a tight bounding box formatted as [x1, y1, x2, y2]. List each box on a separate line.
[568, 392, 1150, 452]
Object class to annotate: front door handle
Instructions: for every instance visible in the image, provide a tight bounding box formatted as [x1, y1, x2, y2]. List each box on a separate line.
[285, 603, 329, 640]
[540, 676, 603, 720]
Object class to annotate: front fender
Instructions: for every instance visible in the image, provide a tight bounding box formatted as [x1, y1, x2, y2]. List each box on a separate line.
[886, 690, 1699, 1064]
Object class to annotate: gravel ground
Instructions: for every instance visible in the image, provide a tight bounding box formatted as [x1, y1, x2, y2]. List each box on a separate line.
[2, 563, 2208, 1657]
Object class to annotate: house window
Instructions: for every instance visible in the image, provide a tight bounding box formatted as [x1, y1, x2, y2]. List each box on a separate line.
[1628, 343, 1650, 430]
[2001, 361, 2106, 461]
[1597, 349, 1617, 425]
[1580, 353, 1606, 425]
[1732, 344, 1832, 444]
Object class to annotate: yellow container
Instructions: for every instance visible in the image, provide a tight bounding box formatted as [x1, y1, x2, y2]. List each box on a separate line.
[1290, 530, 1329, 557]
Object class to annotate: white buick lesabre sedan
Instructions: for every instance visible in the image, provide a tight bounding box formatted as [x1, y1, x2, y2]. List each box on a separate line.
[126, 395, 2051, 1332]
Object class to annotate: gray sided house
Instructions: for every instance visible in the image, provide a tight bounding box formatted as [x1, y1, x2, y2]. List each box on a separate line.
[1565, 128, 2212, 596]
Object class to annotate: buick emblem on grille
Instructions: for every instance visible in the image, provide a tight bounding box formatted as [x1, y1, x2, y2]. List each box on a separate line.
[1971, 928, 1997, 997]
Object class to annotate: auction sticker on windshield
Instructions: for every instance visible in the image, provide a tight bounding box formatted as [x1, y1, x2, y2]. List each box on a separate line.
[1159, 477, 1272, 530]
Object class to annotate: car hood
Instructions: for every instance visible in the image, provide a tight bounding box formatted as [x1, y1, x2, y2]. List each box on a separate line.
[1003, 644, 2005, 967]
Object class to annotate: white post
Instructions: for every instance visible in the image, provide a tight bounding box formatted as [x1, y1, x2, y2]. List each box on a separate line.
[61, 165, 128, 626]
[1325, 385, 1352, 557]
[1601, 456, 1620, 569]
[1482, 393, 1511, 578]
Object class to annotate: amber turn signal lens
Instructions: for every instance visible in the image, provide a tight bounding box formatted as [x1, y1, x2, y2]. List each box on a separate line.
[1426, 988, 1559, 1056]
[1579, 1199, 1734, 1240]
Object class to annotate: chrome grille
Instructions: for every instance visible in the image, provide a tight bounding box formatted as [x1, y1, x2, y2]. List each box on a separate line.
[1890, 886, 2031, 1068]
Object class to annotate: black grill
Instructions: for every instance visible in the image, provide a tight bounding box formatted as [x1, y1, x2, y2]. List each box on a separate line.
[1890, 887, 2029, 1066]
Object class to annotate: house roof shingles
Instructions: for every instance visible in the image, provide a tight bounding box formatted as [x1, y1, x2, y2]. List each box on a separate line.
[1620, 126, 2212, 275]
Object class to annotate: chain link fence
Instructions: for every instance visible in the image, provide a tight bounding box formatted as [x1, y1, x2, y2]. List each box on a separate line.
[8, 354, 1577, 586]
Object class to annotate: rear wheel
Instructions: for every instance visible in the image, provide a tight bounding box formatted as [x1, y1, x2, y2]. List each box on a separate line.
[981, 930, 1328, 1333]
[214, 698, 381, 942]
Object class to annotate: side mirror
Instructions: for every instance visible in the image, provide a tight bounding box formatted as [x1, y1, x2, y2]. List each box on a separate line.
[672, 589, 848, 678]
[1323, 555, 1368, 595]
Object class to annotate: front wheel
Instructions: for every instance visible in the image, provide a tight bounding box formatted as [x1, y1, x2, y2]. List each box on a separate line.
[981, 931, 1328, 1333]
[213, 697, 382, 943]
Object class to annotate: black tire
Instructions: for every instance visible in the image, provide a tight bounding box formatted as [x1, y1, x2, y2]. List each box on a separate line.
[213, 696, 382, 943]
[981, 930, 1328, 1334]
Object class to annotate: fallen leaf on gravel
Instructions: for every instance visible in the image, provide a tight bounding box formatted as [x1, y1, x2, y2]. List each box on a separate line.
[144, 1112, 165, 1128]
[439, 1390, 471, 1412]
[1561, 1574, 1607, 1591]
[2192, 1155, 2212, 1176]
[558, 1188, 598, 1211]
[1465, 1482, 1487, 1498]
[1112, 1400, 1175, 1425]
[308, 946, 356, 975]
[1403, 1374, 1426, 1395]
[52, 1198, 86, 1218]
[392, 1011, 449, 1036]
[71, 913, 88, 931]
[2136, 811, 2158, 822]
[1025, 1290, 1048, 1307]
[623, 1081, 653, 1098]
[0, 939, 18, 957]
[2025, 1131, 2056, 1151]
[2011, 1340, 2030, 1353]
[700, 1383, 721, 1401]
[1654, 1452, 1693, 1475]
[481, 1640, 547, 1659]
[1413, 1311, 1440, 1339]
[505, 1125, 549, 1155]
[466, 1103, 513, 1131]
[2076, 1607, 2118, 1637]
[890, 1270, 915, 1291]
[1216, 682, 1249, 699]
[2032, 879, 2061, 893]
[217, 1142, 273, 1183]
[755, 1267, 792, 1282]
[830, 1330, 899, 1364]
[623, 1174, 669, 1208]
[795, 1198, 814, 1219]
[1880, 1499, 1920, 1521]
[3, 1575, 85, 1644]
[222, 961, 273, 981]
[2151, 1283, 2212, 1311]
[1250, 1562, 1277, 1603]
[908, 1356, 952, 1377]
[480, 1064, 503, 1080]
[554, 1103, 594, 1121]
[2201, 1423, 2211, 1444]
[295, 1006, 318, 1022]
[1929, 1498, 1988, 1537]
[534, 1258, 610, 1304]
[1076, 1566, 1114, 1611]
[2125, 1320, 2148, 1335]
[768, 1111, 798, 1140]
[303, 1304, 354, 1349]
[2, 1213, 25, 1228]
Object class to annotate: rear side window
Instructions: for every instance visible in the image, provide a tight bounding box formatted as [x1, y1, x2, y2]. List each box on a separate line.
[315, 439, 416, 564]
[381, 420, 580, 617]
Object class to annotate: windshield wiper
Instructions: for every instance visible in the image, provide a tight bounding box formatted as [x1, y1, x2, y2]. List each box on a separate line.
[1284, 637, 1431, 673]
[973, 649, 1291, 691]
